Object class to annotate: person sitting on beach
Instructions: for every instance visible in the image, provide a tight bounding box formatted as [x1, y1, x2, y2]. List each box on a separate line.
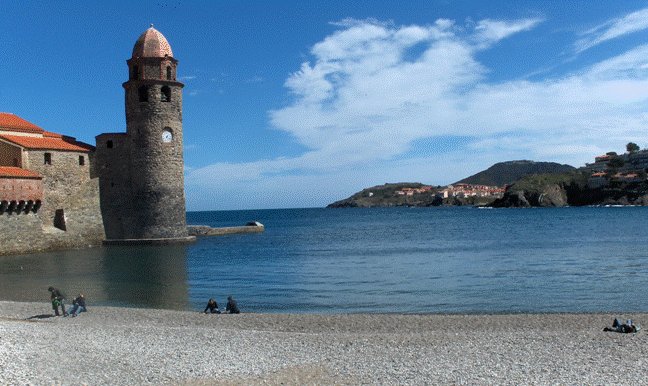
[68, 293, 87, 317]
[225, 296, 240, 314]
[603, 318, 638, 333]
[48, 286, 68, 317]
[203, 298, 220, 314]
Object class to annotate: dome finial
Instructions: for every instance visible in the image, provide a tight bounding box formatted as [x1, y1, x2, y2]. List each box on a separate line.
[150, 23, 154, 28]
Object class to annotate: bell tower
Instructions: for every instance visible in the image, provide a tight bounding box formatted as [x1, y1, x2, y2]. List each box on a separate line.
[96, 25, 193, 243]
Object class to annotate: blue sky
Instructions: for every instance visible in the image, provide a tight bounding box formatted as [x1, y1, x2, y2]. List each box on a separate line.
[3, 1, 648, 210]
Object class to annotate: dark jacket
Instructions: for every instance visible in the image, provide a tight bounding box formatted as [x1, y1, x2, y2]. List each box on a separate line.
[204, 301, 219, 313]
[226, 299, 240, 314]
[50, 289, 65, 301]
[74, 296, 87, 310]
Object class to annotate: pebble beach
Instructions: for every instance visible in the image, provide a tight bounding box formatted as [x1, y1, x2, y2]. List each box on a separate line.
[0, 301, 646, 385]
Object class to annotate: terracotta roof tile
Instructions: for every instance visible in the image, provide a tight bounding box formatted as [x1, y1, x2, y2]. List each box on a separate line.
[0, 113, 44, 134]
[0, 167, 42, 178]
[43, 131, 63, 138]
[0, 135, 94, 152]
[132, 25, 173, 58]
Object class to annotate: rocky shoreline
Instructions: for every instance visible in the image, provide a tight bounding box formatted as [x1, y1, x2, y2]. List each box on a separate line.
[0, 301, 646, 385]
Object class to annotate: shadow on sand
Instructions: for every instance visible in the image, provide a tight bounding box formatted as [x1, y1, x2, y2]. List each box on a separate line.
[25, 314, 56, 320]
[0, 314, 57, 323]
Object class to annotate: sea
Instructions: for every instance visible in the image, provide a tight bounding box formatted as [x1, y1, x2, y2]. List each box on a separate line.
[1, 206, 647, 314]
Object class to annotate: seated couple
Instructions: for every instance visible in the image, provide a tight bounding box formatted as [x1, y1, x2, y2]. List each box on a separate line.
[68, 293, 87, 317]
[203, 296, 240, 314]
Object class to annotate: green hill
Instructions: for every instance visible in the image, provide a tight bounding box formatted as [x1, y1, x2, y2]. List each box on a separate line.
[326, 183, 440, 208]
[455, 160, 576, 187]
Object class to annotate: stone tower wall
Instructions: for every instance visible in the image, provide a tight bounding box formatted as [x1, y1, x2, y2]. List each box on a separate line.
[94, 27, 190, 242]
[129, 57, 177, 81]
[96, 47, 187, 241]
[123, 76, 187, 239]
[95, 133, 134, 239]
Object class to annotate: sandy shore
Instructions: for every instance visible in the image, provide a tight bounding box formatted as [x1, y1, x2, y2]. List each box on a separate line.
[0, 301, 646, 385]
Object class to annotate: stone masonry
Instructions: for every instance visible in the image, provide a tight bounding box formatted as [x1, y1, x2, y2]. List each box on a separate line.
[0, 119, 105, 255]
[95, 26, 192, 243]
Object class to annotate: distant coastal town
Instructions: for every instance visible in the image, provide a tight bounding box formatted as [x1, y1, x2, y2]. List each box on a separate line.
[579, 146, 648, 187]
[395, 184, 506, 199]
[329, 143, 648, 208]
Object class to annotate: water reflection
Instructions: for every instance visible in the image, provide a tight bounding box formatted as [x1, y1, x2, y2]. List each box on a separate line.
[0, 245, 189, 310]
[101, 245, 189, 309]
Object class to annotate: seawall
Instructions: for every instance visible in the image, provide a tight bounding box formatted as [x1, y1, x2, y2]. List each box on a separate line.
[187, 222, 265, 237]
[0, 211, 105, 256]
[1, 220, 264, 257]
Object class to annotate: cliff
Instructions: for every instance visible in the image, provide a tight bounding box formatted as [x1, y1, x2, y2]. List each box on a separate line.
[490, 173, 648, 207]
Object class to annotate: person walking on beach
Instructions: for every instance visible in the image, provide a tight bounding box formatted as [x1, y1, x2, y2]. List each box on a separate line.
[48, 286, 68, 316]
[226, 296, 240, 314]
[203, 298, 220, 314]
[68, 293, 87, 317]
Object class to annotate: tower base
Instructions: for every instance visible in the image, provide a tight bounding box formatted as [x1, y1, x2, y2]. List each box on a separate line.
[103, 236, 196, 246]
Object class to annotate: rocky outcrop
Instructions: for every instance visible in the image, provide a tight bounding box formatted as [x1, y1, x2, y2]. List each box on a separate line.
[490, 190, 530, 208]
[491, 184, 567, 208]
[490, 173, 648, 208]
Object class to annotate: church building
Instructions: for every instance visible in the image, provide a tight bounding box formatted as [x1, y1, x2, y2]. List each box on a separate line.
[0, 113, 104, 254]
[0, 26, 195, 255]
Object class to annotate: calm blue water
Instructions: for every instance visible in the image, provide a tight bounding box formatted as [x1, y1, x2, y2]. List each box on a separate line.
[1, 207, 647, 314]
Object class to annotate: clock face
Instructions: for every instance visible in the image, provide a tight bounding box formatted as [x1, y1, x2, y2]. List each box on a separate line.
[162, 130, 173, 143]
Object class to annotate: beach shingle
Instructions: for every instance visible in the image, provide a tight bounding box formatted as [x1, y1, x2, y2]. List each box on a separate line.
[1, 301, 646, 385]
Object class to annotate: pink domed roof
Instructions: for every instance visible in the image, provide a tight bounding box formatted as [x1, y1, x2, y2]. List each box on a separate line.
[132, 25, 173, 58]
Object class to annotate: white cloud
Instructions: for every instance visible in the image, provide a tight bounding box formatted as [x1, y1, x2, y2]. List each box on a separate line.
[586, 43, 648, 80]
[576, 7, 648, 53]
[269, 17, 556, 165]
[472, 17, 544, 48]
[186, 16, 648, 210]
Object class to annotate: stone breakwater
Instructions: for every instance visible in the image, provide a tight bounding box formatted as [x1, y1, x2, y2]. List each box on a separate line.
[0, 301, 646, 385]
[187, 223, 264, 237]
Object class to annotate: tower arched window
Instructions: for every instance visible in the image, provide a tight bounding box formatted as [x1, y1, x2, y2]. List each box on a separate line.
[161, 86, 171, 102]
[167, 66, 173, 80]
[138, 86, 149, 102]
[132, 66, 139, 80]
